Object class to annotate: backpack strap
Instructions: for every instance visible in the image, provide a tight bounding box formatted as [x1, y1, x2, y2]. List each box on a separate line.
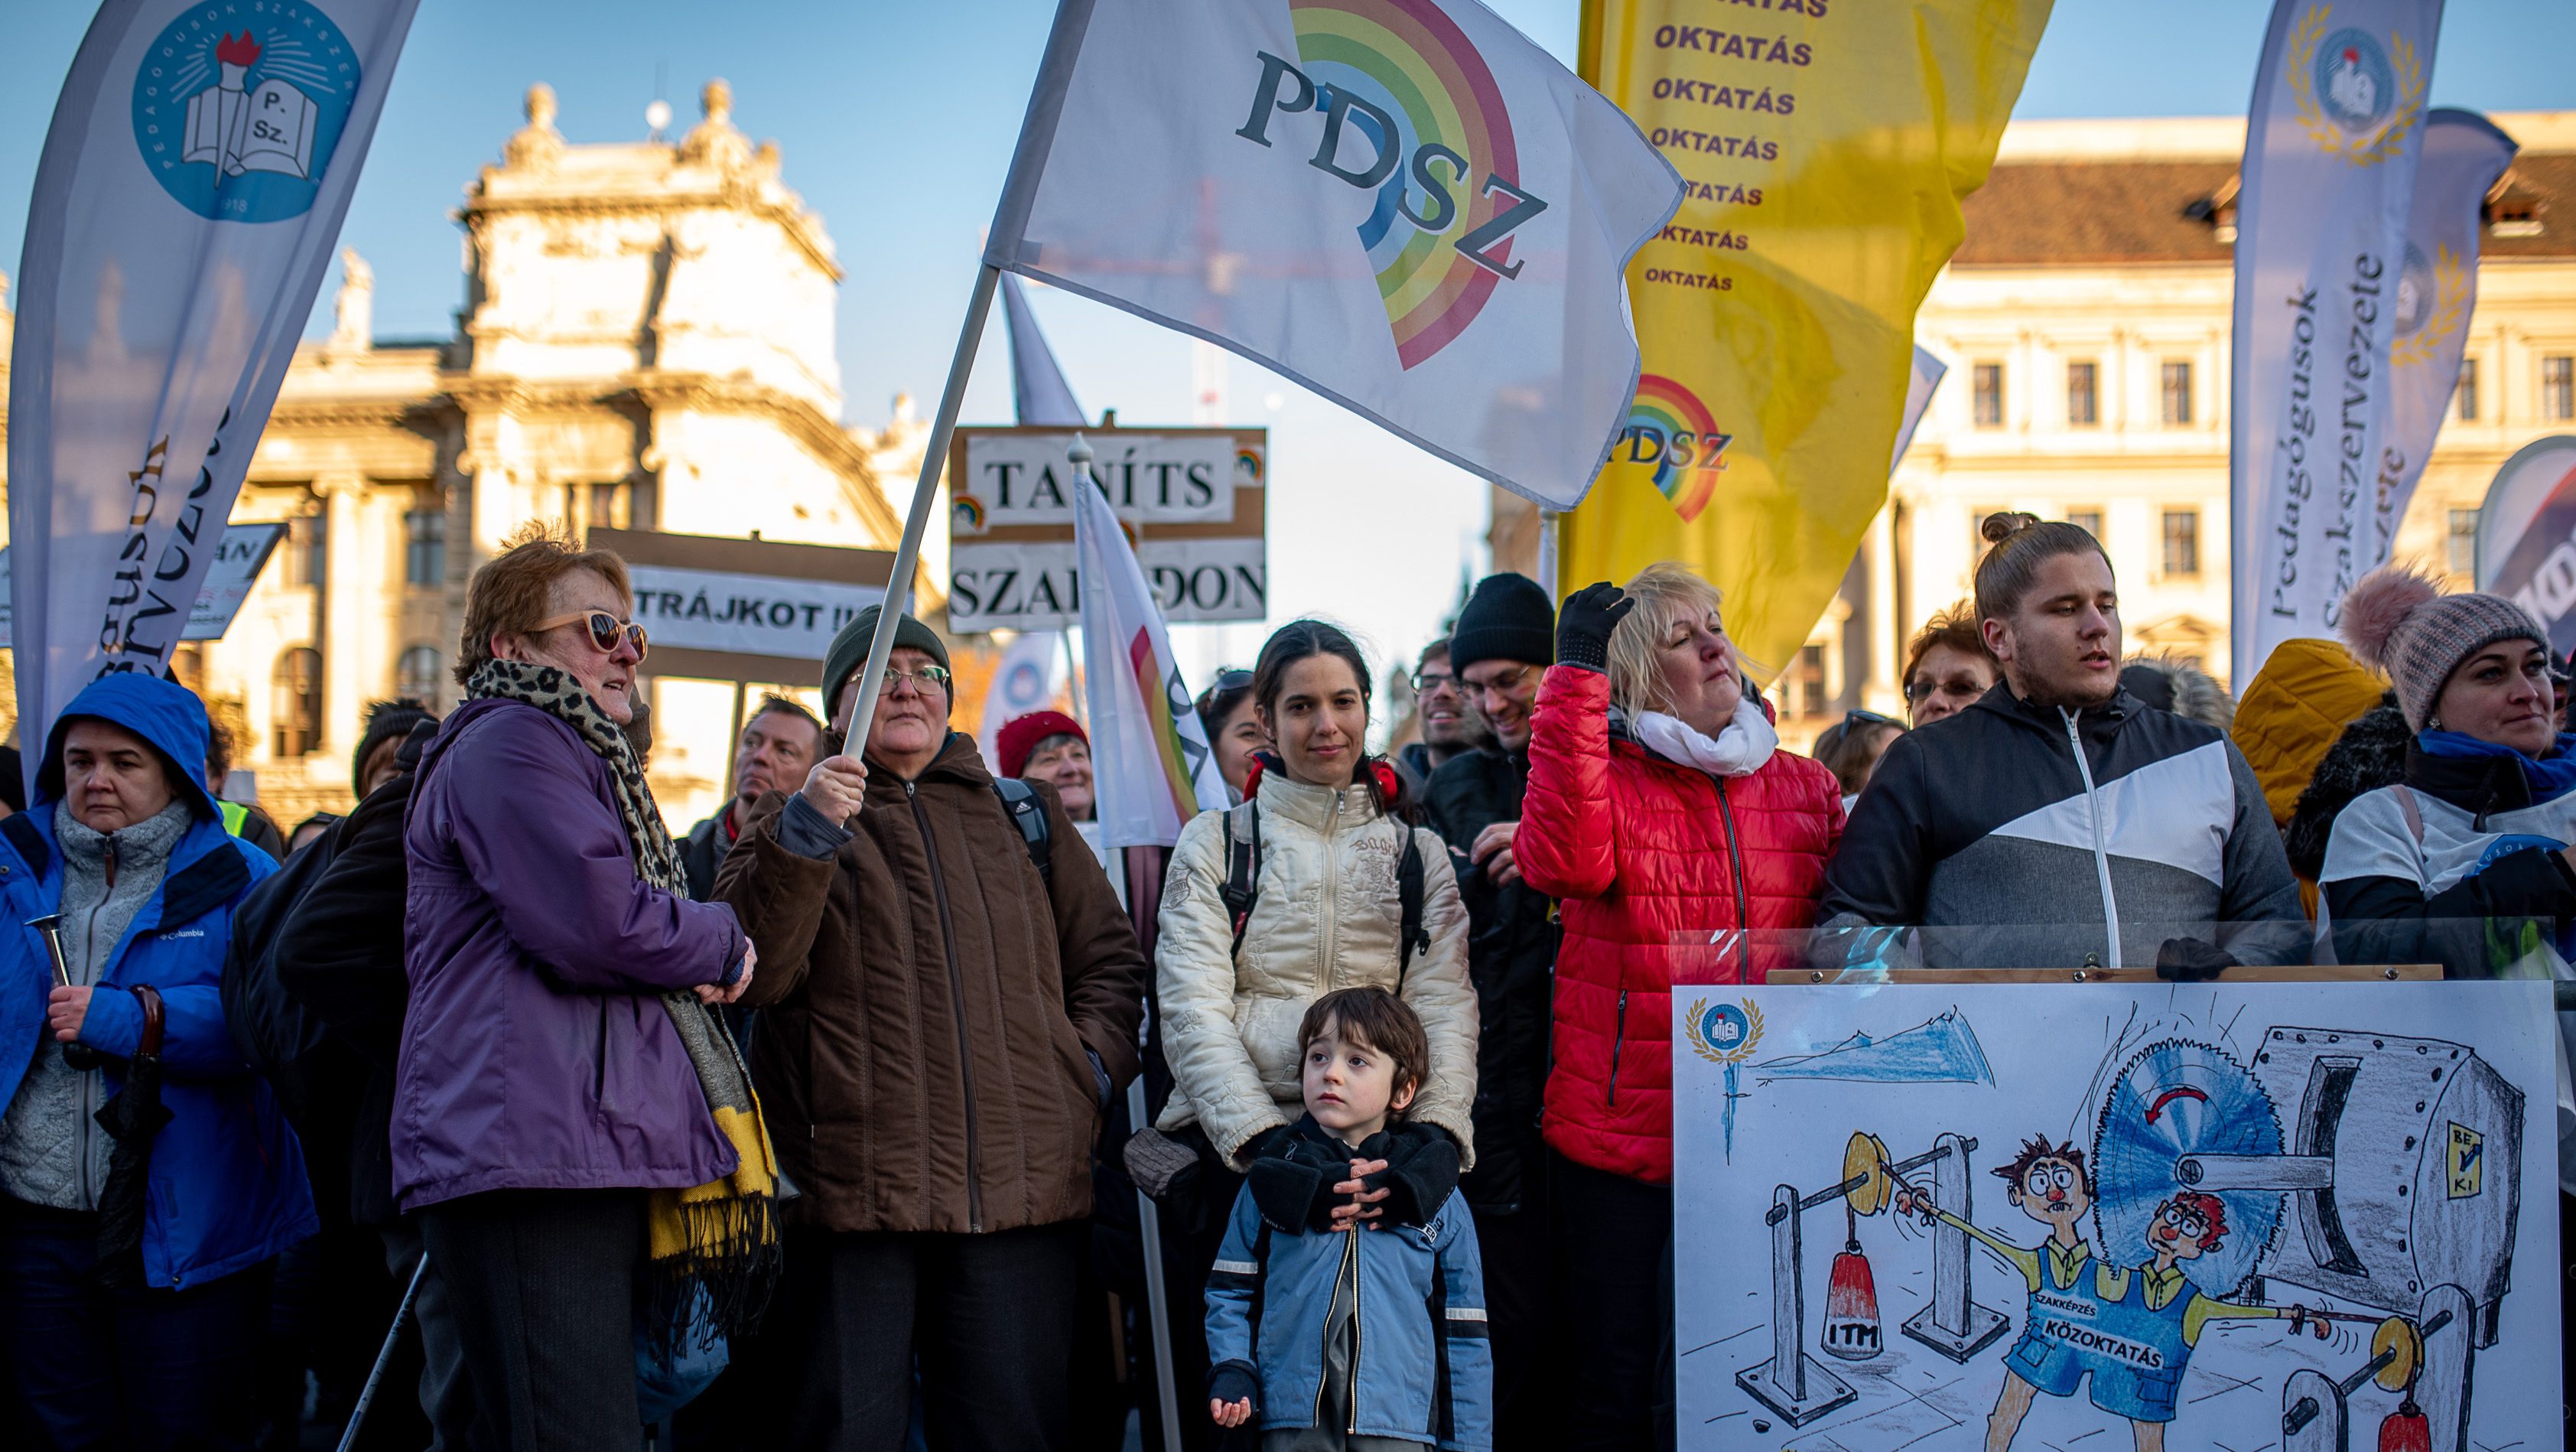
[1396, 823, 1429, 979]
[991, 777, 1053, 887]
[1220, 802, 1262, 958]
[2391, 784, 2426, 850]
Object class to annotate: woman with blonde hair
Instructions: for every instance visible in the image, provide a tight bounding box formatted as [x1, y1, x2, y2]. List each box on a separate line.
[1517, 564, 1843, 1450]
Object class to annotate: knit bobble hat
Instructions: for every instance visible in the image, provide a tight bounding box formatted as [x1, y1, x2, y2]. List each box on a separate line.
[1449, 573, 1556, 673]
[351, 698, 438, 796]
[2337, 566, 2548, 733]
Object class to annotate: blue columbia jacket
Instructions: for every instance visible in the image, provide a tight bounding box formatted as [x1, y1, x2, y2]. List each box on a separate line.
[1205, 1171, 1492, 1450]
[0, 674, 307, 1288]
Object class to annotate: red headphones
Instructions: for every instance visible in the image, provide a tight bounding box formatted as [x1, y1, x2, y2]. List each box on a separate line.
[1240, 750, 1397, 804]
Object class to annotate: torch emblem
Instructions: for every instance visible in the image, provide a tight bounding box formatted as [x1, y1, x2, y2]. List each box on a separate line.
[131, 2, 363, 223]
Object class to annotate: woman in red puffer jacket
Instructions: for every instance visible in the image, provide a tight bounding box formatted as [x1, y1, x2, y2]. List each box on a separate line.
[1517, 565, 1842, 1451]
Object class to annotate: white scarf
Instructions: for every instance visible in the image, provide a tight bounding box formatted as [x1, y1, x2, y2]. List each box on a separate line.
[1631, 695, 1778, 779]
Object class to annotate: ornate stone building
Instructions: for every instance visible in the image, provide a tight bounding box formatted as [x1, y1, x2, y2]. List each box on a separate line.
[1495, 111, 2576, 749]
[3, 81, 927, 827]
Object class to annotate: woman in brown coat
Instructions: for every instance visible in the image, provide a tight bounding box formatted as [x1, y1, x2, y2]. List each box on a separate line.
[715, 607, 1147, 1450]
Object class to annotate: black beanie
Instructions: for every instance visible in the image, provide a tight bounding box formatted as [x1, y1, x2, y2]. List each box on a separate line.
[1449, 573, 1555, 673]
[353, 698, 438, 795]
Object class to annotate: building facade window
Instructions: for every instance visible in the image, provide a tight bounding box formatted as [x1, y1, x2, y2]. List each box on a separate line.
[397, 645, 444, 707]
[2447, 510, 2480, 577]
[2161, 361, 2194, 425]
[1972, 363, 2004, 428]
[283, 513, 326, 588]
[2067, 361, 2098, 426]
[2161, 509, 2200, 578]
[2456, 357, 2479, 422]
[2545, 356, 2574, 422]
[2067, 509, 2103, 540]
[405, 508, 447, 588]
[1791, 644, 1827, 718]
[272, 647, 324, 758]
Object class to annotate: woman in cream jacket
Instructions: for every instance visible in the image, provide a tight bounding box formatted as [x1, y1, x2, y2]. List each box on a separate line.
[1156, 620, 1478, 1174]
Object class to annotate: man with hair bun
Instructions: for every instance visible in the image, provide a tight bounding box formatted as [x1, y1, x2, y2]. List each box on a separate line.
[1820, 512, 2304, 971]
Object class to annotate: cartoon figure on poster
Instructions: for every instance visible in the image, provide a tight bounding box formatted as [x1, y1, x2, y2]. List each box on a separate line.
[1677, 985, 2555, 1452]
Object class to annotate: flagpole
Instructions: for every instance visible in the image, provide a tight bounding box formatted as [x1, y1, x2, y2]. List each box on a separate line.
[839, 261, 1000, 760]
[844, 0, 1100, 758]
[1537, 508, 1561, 600]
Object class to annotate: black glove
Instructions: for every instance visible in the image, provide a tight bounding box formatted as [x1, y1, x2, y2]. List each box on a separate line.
[1361, 1122, 1462, 1226]
[1208, 1361, 1261, 1418]
[1555, 582, 1635, 673]
[1246, 1155, 1339, 1232]
[2155, 937, 2236, 982]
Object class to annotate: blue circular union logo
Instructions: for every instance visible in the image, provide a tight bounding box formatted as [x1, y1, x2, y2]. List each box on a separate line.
[2310, 28, 2396, 134]
[1699, 1001, 1751, 1053]
[131, 2, 360, 223]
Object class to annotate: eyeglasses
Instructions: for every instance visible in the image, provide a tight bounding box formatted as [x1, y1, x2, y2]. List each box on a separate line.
[1904, 677, 1986, 704]
[1844, 708, 1905, 732]
[532, 610, 648, 661]
[1410, 669, 1459, 695]
[883, 663, 953, 695]
[1458, 664, 1537, 702]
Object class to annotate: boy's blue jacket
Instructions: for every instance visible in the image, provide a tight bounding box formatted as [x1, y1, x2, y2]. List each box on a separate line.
[0, 674, 309, 1288]
[1205, 1141, 1492, 1450]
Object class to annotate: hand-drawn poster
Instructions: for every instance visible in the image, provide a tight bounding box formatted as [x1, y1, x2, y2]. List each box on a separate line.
[1673, 982, 2561, 1450]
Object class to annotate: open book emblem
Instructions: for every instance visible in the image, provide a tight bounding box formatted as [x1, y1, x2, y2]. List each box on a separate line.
[130, 2, 362, 223]
[184, 33, 318, 180]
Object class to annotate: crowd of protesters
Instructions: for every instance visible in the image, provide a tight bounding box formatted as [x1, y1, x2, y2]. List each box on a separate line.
[2, 509, 2571, 1452]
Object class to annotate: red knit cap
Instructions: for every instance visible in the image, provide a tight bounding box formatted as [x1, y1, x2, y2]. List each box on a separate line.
[995, 710, 1086, 779]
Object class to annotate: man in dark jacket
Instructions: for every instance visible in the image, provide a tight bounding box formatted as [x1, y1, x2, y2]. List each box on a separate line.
[681, 695, 823, 900]
[1821, 516, 2304, 969]
[271, 718, 474, 1450]
[716, 607, 1147, 1450]
[1423, 572, 1561, 1451]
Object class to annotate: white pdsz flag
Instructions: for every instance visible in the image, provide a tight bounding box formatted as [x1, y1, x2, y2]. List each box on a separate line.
[2230, 0, 2444, 686]
[988, 0, 1683, 511]
[1074, 451, 1229, 849]
[2375, 110, 2516, 543]
[8, 0, 418, 771]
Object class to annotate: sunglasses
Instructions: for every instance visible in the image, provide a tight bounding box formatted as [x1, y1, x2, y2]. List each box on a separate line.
[1844, 708, 1905, 731]
[532, 610, 648, 661]
[1212, 669, 1254, 691]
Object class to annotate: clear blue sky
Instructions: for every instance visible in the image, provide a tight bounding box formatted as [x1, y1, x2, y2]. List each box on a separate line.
[6, 2, 2573, 681]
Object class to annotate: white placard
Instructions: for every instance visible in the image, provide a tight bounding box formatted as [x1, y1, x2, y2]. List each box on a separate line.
[626, 564, 886, 663]
[1675, 981, 2558, 1451]
[0, 521, 286, 648]
[949, 537, 1267, 631]
[956, 431, 1238, 532]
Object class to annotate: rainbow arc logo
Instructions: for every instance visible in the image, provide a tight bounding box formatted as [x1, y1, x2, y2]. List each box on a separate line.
[1618, 375, 1730, 523]
[1250, 0, 1537, 370]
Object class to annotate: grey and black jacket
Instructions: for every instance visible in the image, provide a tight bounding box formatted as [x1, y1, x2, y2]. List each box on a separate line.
[1817, 684, 2308, 969]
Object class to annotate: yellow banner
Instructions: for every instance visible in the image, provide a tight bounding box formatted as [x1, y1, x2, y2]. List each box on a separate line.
[1568, 0, 2051, 681]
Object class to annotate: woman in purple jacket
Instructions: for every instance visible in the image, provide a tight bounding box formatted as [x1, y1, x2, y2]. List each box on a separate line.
[395, 532, 774, 1449]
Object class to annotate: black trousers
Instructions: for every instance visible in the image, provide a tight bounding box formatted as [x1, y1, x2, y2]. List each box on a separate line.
[746, 1221, 1084, 1451]
[1472, 1192, 1562, 1452]
[420, 1189, 645, 1452]
[1549, 1151, 1674, 1452]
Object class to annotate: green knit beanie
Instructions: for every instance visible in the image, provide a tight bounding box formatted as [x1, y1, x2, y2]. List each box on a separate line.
[823, 606, 951, 717]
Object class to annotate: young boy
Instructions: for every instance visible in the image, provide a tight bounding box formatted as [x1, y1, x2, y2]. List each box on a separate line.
[1205, 987, 1491, 1451]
